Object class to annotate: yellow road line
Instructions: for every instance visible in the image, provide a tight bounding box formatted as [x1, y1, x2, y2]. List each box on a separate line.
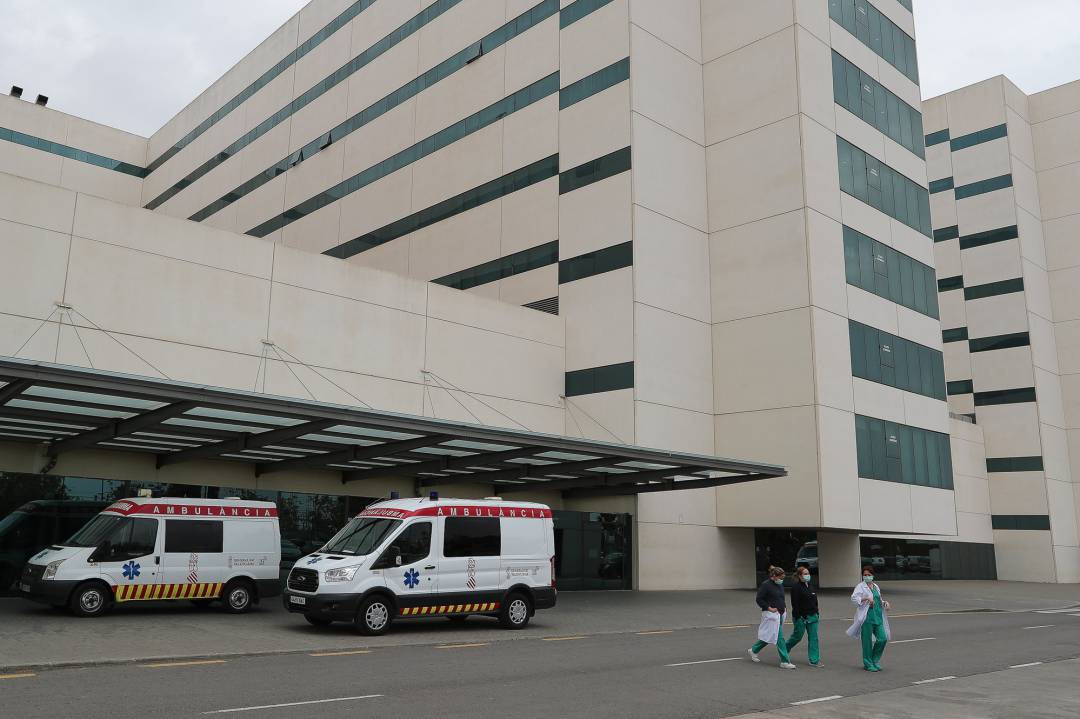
[309, 650, 372, 657]
[542, 636, 586, 641]
[636, 630, 674, 635]
[0, 672, 35, 680]
[141, 659, 227, 669]
[435, 643, 488, 649]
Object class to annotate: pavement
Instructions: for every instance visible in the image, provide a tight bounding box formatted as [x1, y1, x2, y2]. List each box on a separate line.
[1, 593, 1079, 718]
[1, 580, 1077, 671]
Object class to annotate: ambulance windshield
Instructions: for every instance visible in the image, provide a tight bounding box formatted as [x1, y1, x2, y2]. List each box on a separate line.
[63, 514, 126, 548]
[321, 517, 399, 556]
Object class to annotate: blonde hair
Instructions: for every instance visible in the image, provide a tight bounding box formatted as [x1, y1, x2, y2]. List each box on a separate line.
[768, 565, 785, 578]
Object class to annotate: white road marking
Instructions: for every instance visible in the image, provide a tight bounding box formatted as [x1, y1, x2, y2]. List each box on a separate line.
[1024, 625, 1054, 630]
[666, 657, 741, 667]
[637, 630, 674, 635]
[913, 676, 955, 685]
[790, 695, 843, 706]
[1035, 607, 1080, 614]
[202, 695, 382, 714]
[891, 637, 935, 644]
[1009, 662, 1043, 669]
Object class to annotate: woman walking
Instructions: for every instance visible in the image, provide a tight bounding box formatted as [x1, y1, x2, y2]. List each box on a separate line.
[847, 565, 891, 671]
[748, 566, 796, 669]
[785, 566, 823, 667]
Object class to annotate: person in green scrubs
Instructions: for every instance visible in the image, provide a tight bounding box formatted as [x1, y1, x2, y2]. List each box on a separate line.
[851, 565, 891, 671]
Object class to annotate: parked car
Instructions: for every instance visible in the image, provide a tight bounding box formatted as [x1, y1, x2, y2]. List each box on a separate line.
[0, 500, 107, 593]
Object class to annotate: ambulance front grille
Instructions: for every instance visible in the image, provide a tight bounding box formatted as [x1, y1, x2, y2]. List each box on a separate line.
[288, 567, 319, 593]
[22, 563, 44, 582]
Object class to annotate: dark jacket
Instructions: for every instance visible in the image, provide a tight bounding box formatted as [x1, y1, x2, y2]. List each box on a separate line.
[755, 579, 786, 615]
[789, 580, 819, 620]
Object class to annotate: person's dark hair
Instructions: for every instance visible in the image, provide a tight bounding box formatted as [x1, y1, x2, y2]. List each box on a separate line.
[861, 565, 874, 574]
[768, 566, 785, 578]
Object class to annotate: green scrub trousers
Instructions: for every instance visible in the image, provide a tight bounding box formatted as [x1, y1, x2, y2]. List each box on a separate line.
[786, 614, 820, 665]
[861, 586, 887, 670]
[751, 613, 790, 663]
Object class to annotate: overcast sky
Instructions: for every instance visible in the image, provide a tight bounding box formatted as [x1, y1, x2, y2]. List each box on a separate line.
[1, 1, 1078, 138]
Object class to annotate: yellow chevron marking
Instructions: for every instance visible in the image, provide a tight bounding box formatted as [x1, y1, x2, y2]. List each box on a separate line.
[215, 582, 223, 597]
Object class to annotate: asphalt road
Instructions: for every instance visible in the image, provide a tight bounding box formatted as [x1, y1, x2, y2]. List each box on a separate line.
[3, 607, 1079, 718]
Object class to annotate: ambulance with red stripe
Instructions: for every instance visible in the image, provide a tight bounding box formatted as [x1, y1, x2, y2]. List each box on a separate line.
[284, 496, 556, 635]
[19, 497, 281, 617]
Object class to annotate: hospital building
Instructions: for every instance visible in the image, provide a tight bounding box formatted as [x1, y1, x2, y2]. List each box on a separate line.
[0, 0, 1077, 593]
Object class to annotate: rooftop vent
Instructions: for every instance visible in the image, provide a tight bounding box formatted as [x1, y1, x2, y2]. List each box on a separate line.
[35, 94, 48, 107]
[10, 86, 22, 98]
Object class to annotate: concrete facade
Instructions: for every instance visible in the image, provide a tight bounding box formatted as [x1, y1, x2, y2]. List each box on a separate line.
[0, 0, 1075, 585]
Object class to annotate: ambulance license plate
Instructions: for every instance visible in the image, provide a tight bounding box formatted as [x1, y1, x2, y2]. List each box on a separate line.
[19, 582, 30, 593]
[289, 595, 306, 606]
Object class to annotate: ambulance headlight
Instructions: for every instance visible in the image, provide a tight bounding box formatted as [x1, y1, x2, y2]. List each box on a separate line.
[324, 566, 360, 583]
[43, 560, 65, 580]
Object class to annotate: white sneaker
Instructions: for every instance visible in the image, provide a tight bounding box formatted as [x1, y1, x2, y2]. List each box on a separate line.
[748, 649, 760, 663]
[780, 662, 797, 670]
[810, 662, 824, 668]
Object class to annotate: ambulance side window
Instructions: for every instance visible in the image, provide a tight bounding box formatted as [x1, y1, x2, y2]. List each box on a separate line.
[443, 517, 500, 557]
[101, 518, 158, 561]
[165, 520, 223, 553]
[394, 522, 431, 565]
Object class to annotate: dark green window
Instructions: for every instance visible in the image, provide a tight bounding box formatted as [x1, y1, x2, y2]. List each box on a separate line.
[324, 154, 559, 259]
[849, 320, 947, 400]
[941, 327, 968, 343]
[968, 332, 1030, 353]
[963, 277, 1024, 301]
[433, 242, 559, 291]
[843, 226, 938, 318]
[991, 515, 1050, 530]
[837, 137, 931, 237]
[959, 225, 1018, 250]
[0, 126, 147, 177]
[925, 128, 950, 147]
[560, 58, 629, 109]
[829, 0, 918, 83]
[929, 177, 954, 194]
[950, 124, 1007, 152]
[896, 0, 913, 11]
[937, 276, 963, 292]
[559, 242, 632, 284]
[986, 458, 1044, 473]
[855, 415, 953, 489]
[934, 225, 959, 242]
[559, 147, 631, 194]
[560, 0, 614, 28]
[832, 52, 924, 157]
[974, 388, 1037, 406]
[565, 362, 633, 397]
[954, 174, 1013, 200]
[947, 380, 973, 395]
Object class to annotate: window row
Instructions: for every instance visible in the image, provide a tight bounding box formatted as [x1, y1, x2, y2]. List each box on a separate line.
[985, 457, 1044, 473]
[149, 0, 555, 210]
[565, 362, 634, 397]
[325, 154, 559, 260]
[941, 327, 968, 343]
[559, 146, 631, 195]
[929, 177, 953, 194]
[147, 0, 383, 173]
[843, 225, 939, 319]
[838, 137, 932, 237]
[973, 387, 1037, 406]
[950, 123, 1007, 152]
[959, 225, 1018, 251]
[947, 380, 973, 396]
[934, 225, 959, 242]
[968, 332, 1029, 353]
[925, 128, 950, 147]
[0, 126, 147, 177]
[991, 514, 1050, 530]
[433, 241, 558, 291]
[937, 275, 963, 292]
[832, 51, 924, 158]
[561, 0, 615, 28]
[560, 242, 632, 284]
[855, 415, 954, 490]
[829, 0, 919, 83]
[849, 320, 947, 401]
[964, 277, 1024, 301]
[954, 174, 1013, 200]
[560, 58, 629, 109]
[234, 70, 560, 232]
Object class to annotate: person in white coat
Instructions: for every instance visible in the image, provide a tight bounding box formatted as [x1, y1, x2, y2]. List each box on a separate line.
[847, 565, 891, 671]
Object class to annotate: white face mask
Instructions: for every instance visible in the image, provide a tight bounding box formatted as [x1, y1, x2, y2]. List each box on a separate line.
[800, 574, 810, 583]
[864, 575, 874, 583]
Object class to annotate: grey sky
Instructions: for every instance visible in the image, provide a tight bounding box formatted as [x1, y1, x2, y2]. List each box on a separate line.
[1, 1, 1078, 138]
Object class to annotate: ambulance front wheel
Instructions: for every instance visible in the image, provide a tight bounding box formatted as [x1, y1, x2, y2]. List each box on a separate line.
[223, 579, 254, 614]
[69, 581, 111, 618]
[499, 592, 531, 630]
[355, 595, 392, 636]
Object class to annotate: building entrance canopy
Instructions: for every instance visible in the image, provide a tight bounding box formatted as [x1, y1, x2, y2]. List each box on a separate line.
[0, 358, 785, 498]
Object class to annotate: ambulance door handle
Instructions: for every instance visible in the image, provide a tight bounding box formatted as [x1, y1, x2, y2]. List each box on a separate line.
[154, 556, 160, 565]
[424, 565, 436, 570]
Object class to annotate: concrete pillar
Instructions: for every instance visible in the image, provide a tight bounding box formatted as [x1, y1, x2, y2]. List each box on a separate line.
[817, 531, 861, 588]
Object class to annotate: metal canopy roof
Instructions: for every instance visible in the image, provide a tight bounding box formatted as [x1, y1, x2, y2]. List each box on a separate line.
[0, 358, 786, 498]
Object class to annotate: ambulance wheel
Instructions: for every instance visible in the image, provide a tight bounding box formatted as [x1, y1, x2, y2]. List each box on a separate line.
[70, 581, 111, 618]
[355, 596, 392, 636]
[305, 615, 333, 627]
[499, 592, 531, 630]
[222, 579, 254, 614]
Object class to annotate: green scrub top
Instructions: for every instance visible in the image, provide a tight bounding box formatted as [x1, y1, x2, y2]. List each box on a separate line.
[867, 585, 884, 625]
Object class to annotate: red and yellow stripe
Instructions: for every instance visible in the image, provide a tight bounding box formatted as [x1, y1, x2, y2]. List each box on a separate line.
[400, 602, 500, 616]
[113, 583, 224, 602]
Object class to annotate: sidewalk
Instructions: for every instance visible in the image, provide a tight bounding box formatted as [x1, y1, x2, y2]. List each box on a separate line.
[0, 581, 1076, 671]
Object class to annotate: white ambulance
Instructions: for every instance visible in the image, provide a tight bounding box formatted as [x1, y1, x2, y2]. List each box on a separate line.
[19, 497, 281, 617]
[283, 497, 557, 635]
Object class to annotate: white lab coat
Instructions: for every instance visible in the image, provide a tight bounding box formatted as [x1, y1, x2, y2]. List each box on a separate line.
[757, 610, 782, 644]
[846, 581, 891, 640]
